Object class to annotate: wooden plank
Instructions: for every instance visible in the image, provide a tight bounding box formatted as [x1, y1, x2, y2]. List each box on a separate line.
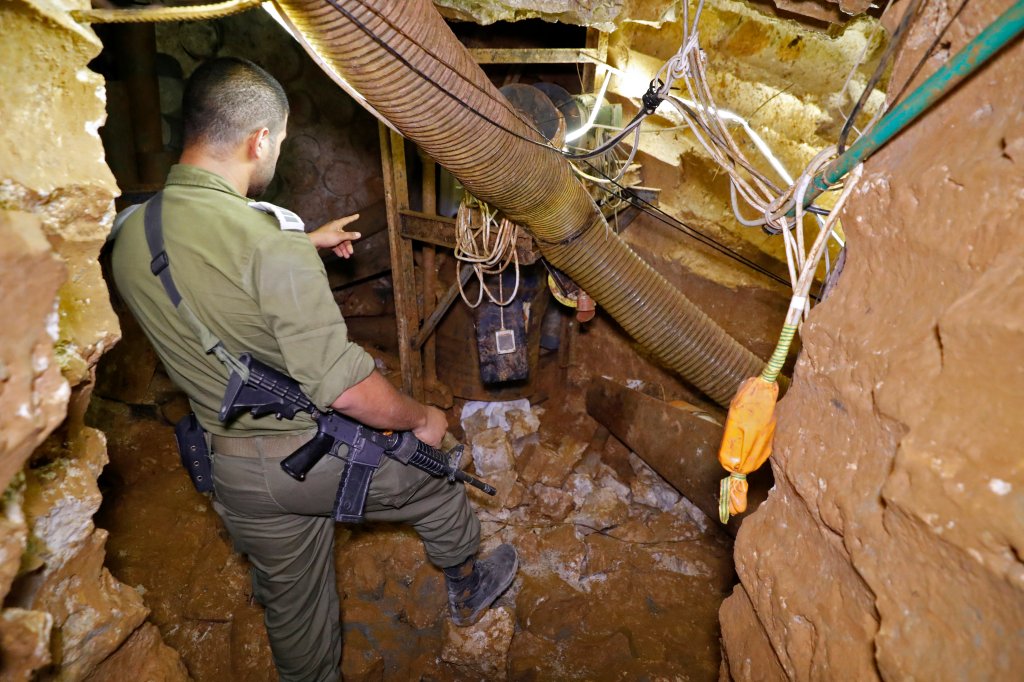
[398, 209, 540, 265]
[412, 265, 474, 351]
[379, 124, 424, 401]
[468, 47, 603, 64]
[585, 377, 772, 535]
[324, 229, 391, 290]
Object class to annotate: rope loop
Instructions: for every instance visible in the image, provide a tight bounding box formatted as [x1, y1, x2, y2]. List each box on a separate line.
[454, 195, 521, 309]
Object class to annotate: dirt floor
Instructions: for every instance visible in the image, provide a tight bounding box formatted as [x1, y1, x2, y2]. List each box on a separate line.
[88, 328, 737, 680]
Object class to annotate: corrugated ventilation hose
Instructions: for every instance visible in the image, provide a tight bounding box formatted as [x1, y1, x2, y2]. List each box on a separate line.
[275, 0, 766, 406]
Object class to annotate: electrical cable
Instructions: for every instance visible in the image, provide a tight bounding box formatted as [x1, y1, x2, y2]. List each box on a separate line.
[347, 0, 551, 129]
[578, 159, 804, 294]
[888, 0, 973, 107]
[341, 0, 650, 162]
[343, 0, 686, 163]
[837, 0, 927, 154]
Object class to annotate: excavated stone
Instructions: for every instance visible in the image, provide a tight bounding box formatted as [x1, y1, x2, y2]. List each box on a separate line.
[721, 1, 1024, 678]
[460, 399, 541, 443]
[468, 469, 520, 512]
[469, 427, 516, 477]
[92, 385, 736, 678]
[440, 606, 515, 678]
[515, 436, 587, 487]
[528, 483, 575, 520]
[83, 623, 190, 682]
[629, 451, 683, 512]
[569, 484, 631, 531]
[0, 609, 53, 682]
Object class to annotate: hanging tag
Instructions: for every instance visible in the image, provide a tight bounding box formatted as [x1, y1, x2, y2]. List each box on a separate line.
[495, 329, 516, 354]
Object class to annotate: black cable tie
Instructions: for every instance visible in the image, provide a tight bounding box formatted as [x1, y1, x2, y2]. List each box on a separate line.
[642, 79, 665, 115]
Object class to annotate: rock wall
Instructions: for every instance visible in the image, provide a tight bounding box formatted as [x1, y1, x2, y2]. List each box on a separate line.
[0, 0, 187, 678]
[720, 0, 1024, 678]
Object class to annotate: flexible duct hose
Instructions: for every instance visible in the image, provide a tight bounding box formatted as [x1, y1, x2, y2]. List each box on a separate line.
[275, 0, 766, 406]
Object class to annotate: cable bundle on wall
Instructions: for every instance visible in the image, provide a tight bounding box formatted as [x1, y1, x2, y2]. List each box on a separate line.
[454, 196, 521, 308]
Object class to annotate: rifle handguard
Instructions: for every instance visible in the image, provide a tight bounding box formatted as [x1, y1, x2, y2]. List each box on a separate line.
[281, 430, 334, 481]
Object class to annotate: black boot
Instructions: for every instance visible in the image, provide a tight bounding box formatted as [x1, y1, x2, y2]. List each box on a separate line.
[443, 544, 518, 627]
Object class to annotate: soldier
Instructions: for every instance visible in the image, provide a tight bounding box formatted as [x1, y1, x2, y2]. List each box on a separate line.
[110, 57, 517, 681]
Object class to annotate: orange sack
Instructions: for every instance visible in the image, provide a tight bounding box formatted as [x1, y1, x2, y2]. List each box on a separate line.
[717, 376, 778, 522]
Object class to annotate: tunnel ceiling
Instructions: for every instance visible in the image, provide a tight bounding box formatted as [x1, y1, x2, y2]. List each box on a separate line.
[433, 0, 875, 27]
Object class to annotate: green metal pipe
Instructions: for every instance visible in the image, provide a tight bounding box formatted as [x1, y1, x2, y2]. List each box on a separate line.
[806, 0, 1024, 201]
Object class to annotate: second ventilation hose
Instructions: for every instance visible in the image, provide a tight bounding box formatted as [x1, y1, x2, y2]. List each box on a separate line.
[276, 0, 765, 406]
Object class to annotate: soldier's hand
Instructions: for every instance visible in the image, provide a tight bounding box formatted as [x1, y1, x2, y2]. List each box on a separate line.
[309, 214, 361, 258]
[413, 406, 448, 448]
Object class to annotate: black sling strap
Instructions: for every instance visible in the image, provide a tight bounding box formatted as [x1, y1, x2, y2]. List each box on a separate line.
[144, 192, 183, 307]
[139, 192, 249, 381]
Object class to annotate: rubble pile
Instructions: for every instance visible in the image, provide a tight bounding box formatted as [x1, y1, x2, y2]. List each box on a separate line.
[333, 399, 734, 680]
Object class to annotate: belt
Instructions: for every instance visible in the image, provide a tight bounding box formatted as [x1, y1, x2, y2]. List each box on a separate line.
[210, 431, 316, 458]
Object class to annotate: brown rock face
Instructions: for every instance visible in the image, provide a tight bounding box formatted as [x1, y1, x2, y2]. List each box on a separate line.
[84, 623, 189, 682]
[0, 0, 187, 678]
[721, 0, 1024, 678]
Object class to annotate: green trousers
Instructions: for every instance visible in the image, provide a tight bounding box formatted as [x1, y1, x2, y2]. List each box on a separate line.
[210, 432, 481, 682]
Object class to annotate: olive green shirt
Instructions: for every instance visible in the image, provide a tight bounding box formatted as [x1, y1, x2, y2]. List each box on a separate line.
[111, 164, 375, 436]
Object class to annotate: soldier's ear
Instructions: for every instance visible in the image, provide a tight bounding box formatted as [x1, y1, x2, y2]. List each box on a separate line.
[248, 127, 272, 160]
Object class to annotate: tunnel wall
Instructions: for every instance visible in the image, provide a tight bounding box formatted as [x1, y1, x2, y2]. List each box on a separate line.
[0, 0, 187, 678]
[720, 0, 1024, 678]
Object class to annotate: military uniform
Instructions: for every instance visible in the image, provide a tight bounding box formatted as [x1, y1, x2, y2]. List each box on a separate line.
[111, 165, 480, 681]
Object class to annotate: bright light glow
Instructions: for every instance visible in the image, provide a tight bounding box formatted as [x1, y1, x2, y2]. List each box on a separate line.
[564, 70, 612, 143]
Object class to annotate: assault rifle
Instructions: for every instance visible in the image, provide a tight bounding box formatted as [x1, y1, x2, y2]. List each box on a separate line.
[218, 353, 495, 523]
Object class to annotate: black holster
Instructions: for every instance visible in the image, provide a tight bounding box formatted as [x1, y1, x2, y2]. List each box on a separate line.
[174, 413, 214, 493]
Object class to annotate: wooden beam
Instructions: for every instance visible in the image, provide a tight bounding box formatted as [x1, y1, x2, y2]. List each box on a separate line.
[325, 229, 391, 290]
[398, 209, 540, 265]
[411, 265, 474, 351]
[468, 47, 604, 64]
[379, 124, 424, 401]
[585, 377, 772, 535]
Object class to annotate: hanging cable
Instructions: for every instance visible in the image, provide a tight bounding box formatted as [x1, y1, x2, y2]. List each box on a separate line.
[837, 0, 927, 153]
[576, 159, 803, 293]
[454, 196, 521, 308]
[888, 0, 974, 106]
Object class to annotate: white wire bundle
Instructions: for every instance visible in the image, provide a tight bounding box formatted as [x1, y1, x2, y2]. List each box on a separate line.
[454, 196, 521, 308]
[649, 0, 858, 303]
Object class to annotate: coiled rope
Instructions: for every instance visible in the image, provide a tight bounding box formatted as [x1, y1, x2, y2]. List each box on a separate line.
[454, 196, 521, 309]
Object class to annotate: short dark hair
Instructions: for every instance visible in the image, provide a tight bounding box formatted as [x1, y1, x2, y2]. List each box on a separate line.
[182, 57, 289, 150]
